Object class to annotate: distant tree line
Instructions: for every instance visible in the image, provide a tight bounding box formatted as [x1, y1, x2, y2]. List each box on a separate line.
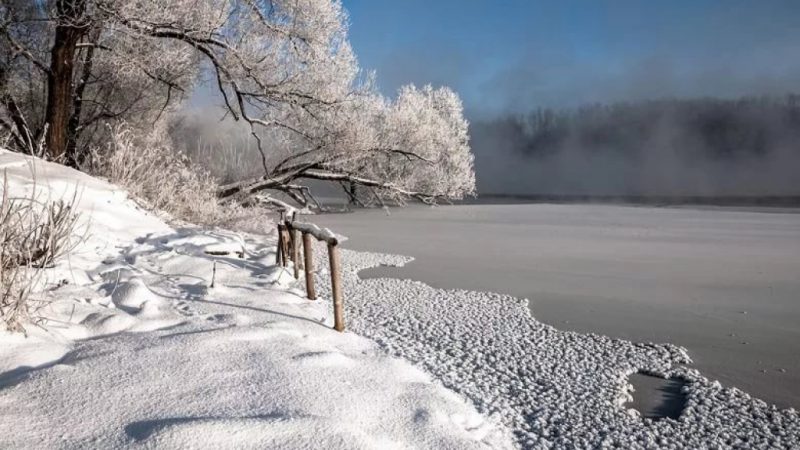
[469, 95, 800, 197]
[477, 95, 800, 161]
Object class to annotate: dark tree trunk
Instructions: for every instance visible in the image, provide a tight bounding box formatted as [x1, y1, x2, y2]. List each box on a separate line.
[44, 0, 87, 165]
[347, 181, 358, 204]
[66, 26, 101, 166]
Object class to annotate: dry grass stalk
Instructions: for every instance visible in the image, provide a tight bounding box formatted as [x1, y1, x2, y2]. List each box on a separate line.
[0, 170, 82, 332]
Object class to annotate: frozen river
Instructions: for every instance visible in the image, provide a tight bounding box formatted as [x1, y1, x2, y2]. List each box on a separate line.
[312, 203, 800, 410]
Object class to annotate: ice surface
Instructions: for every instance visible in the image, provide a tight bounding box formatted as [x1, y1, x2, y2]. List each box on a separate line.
[307, 245, 800, 448]
[314, 204, 800, 410]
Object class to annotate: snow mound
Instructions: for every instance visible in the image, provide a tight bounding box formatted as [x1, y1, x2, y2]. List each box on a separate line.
[0, 331, 70, 379]
[79, 312, 139, 335]
[111, 278, 165, 312]
[0, 148, 171, 284]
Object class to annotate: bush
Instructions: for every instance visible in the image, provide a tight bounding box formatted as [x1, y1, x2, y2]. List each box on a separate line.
[86, 124, 225, 225]
[0, 171, 81, 332]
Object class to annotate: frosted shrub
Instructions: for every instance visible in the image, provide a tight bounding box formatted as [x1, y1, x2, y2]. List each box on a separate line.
[0, 172, 81, 332]
[88, 124, 224, 225]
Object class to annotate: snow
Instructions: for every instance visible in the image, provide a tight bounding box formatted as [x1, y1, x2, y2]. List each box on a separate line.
[0, 149, 512, 449]
[3, 147, 799, 449]
[305, 244, 800, 447]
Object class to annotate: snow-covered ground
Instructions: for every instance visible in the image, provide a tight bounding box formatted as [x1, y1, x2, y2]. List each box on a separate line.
[3, 149, 799, 449]
[0, 149, 512, 449]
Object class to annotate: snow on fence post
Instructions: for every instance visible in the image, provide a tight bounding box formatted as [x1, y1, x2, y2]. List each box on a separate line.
[302, 232, 317, 300]
[328, 242, 345, 332]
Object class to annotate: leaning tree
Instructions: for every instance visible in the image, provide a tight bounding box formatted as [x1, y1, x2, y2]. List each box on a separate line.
[1, 0, 475, 207]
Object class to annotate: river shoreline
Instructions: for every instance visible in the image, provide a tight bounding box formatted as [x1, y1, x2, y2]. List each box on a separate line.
[312, 202, 800, 410]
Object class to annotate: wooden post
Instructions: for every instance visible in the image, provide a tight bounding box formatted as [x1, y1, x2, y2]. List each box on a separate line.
[210, 260, 217, 288]
[291, 228, 300, 279]
[328, 243, 344, 332]
[282, 229, 291, 264]
[277, 211, 286, 265]
[276, 224, 284, 266]
[294, 229, 304, 271]
[302, 232, 316, 300]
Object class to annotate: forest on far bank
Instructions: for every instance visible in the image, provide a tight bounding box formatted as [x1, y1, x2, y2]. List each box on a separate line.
[470, 95, 800, 197]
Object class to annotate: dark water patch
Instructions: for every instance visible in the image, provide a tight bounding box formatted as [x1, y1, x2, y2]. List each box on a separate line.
[628, 372, 689, 420]
[358, 264, 410, 281]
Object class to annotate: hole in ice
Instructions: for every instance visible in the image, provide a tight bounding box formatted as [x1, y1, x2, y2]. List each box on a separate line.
[627, 372, 688, 420]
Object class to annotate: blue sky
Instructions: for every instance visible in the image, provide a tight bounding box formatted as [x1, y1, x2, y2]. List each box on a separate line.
[342, 0, 800, 115]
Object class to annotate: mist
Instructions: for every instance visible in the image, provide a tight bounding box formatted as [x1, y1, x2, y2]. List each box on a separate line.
[470, 96, 800, 197]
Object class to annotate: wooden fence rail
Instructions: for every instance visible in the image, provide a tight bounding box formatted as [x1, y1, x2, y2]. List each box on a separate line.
[276, 213, 345, 332]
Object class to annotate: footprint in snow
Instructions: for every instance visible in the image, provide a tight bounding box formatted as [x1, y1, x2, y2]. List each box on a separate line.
[173, 301, 198, 317]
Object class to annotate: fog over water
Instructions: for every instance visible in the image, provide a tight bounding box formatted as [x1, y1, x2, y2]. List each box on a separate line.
[463, 57, 800, 198]
[469, 97, 800, 198]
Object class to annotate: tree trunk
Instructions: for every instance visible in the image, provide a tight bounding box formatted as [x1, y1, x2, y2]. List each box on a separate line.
[66, 26, 100, 166]
[44, 0, 87, 164]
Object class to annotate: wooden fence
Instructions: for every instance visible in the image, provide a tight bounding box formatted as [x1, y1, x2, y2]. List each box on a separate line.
[276, 212, 345, 332]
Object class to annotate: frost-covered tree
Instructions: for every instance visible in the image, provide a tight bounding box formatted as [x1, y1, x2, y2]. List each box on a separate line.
[1, 0, 475, 206]
[219, 84, 476, 205]
[1, 0, 351, 162]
